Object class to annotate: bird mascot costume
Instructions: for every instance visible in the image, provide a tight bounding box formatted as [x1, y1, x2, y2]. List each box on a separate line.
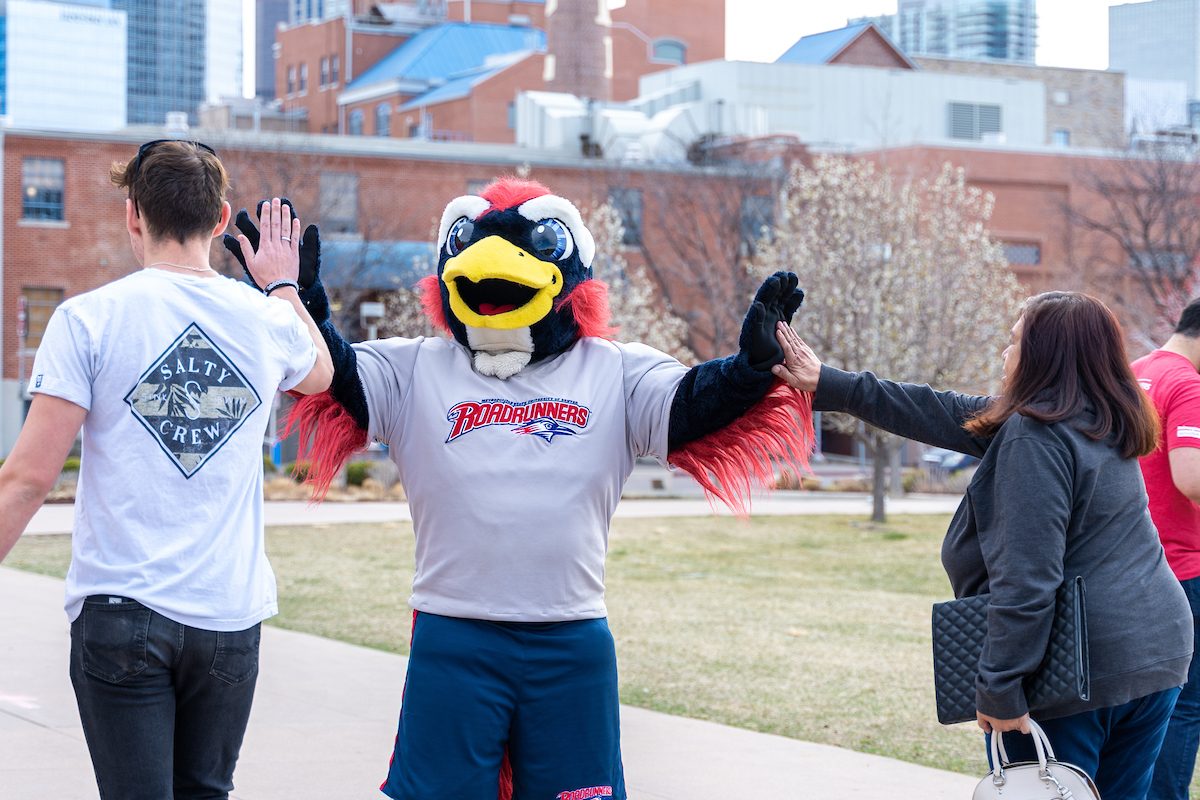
[226, 178, 813, 800]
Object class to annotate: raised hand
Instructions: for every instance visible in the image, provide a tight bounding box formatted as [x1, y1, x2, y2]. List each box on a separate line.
[221, 198, 322, 290]
[221, 197, 328, 323]
[739, 271, 805, 371]
[229, 198, 300, 291]
[771, 322, 822, 392]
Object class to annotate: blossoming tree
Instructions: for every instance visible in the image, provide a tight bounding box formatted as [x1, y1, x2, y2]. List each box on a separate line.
[754, 156, 1023, 521]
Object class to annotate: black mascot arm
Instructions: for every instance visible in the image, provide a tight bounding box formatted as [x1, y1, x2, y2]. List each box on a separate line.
[667, 271, 803, 450]
[222, 201, 368, 430]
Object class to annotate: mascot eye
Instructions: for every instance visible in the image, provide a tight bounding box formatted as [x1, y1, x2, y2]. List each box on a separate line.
[530, 219, 573, 261]
[446, 217, 474, 256]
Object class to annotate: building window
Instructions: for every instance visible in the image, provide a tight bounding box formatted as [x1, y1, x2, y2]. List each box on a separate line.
[320, 172, 359, 234]
[331, 54, 340, 86]
[652, 38, 686, 65]
[467, 179, 491, 195]
[608, 188, 643, 246]
[1052, 90, 1071, 106]
[1052, 128, 1071, 147]
[348, 109, 364, 135]
[299, 63, 308, 95]
[1132, 250, 1189, 277]
[1002, 242, 1042, 266]
[376, 103, 391, 136]
[740, 195, 774, 251]
[20, 287, 64, 350]
[507, 101, 516, 130]
[948, 102, 1002, 141]
[22, 158, 65, 221]
[320, 57, 329, 88]
[287, 65, 296, 95]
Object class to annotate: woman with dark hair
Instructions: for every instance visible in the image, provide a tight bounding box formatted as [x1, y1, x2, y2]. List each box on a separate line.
[772, 291, 1192, 799]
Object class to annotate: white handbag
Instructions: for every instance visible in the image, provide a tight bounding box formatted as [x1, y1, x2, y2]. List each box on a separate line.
[973, 719, 1101, 800]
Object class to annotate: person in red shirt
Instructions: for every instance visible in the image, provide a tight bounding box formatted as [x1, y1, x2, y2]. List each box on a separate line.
[1134, 300, 1200, 800]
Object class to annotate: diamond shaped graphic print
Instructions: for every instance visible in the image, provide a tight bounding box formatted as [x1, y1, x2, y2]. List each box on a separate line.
[124, 323, 261, 478]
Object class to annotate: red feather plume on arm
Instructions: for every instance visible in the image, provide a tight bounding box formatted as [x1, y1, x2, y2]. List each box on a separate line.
[668, 383, 816, 516]
[283, 391, 369, 501]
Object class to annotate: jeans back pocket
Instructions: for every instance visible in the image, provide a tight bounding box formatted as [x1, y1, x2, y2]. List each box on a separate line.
[210, 624, 262, 685]
[77, 597, 152, 684]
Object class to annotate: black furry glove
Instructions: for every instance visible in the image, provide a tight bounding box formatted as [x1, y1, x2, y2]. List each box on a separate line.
[221, 198, 330, 325]
[740, 271, 805, 371]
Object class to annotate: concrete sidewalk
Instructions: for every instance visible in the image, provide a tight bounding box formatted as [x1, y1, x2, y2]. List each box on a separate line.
[0, 567, 979, 799]
[24, 492, 964, 535]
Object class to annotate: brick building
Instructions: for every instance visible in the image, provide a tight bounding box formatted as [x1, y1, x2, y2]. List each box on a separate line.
[913, 57, 1126, 149]
[0, 126, 1158, 456]
[273, 0, 724, 140]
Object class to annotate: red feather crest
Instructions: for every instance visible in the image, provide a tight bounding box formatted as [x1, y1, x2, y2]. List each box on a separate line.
[478, 177, 550, 214]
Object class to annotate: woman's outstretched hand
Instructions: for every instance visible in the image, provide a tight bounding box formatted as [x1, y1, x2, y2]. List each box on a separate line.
[771, 321, 822, 392]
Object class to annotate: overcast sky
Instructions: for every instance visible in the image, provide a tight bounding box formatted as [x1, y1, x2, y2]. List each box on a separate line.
[724, 0, 1116, 70]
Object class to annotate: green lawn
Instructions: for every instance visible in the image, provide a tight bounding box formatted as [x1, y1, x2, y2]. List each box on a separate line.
[0, 514, 1063, 779]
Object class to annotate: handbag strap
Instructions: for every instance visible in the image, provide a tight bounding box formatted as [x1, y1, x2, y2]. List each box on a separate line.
[990, 719, 1056, 782]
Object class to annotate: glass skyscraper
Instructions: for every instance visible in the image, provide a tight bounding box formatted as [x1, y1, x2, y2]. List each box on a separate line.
[110, 0, 206, 124]
[858, 0, 1037, 64]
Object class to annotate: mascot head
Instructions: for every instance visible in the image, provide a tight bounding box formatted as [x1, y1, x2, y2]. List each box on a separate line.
[419, 177, 613, 378]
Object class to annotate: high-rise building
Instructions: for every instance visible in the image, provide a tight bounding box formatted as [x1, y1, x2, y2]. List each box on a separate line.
[0, 0, 126, 130]
[859, 0, 1037, 63]
[290, 0, 346, 23]
[110, 0, 206, 124]
[257, 0, 288, 98]
[1110, 0, 1200, 100]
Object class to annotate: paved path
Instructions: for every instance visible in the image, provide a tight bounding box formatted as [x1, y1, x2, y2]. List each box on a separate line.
[24, 492, 962, 535]
[0, 567, 978, 799]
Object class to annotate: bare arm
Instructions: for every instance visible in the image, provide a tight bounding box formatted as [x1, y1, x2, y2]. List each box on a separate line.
[236, 198, 333, 395]
[1169, 447, 1200, 505]
[269, 285, 333, 395]
[0, 395, 86, 562]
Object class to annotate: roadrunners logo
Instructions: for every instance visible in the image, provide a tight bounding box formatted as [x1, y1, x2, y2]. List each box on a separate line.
[556, 787, 613, 800]
[446, 397, 590, 444]
[124, 323, 261, 478]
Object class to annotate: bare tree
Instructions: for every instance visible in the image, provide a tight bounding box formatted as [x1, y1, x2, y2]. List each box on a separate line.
[618, 158, 789, 360]
[1065, 141, 1200, 348]
[219, 136, 410, 336]
[584, 202, 694, 362]
[755, 157, 1023, 522]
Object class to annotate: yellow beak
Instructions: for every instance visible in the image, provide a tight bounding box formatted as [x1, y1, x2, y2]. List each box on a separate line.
[442, 235, 564, 330]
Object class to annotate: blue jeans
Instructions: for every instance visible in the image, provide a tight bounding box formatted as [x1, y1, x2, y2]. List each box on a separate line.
[1149, 575, 1200, 800]
[991, 687, 1181, 800]
[69, 596, 261, 800]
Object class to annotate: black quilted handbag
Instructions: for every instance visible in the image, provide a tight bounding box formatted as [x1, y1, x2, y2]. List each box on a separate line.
[932, 576, 1089, 725]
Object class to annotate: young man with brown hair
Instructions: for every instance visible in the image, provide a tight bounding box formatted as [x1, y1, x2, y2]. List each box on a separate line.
[0, 139, 332, 799]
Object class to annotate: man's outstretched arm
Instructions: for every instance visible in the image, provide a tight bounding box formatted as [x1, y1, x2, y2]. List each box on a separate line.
[0, 395, 86, 562]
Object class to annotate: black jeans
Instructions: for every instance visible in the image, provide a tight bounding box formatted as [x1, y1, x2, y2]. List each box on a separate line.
[69, 596, 261, 800]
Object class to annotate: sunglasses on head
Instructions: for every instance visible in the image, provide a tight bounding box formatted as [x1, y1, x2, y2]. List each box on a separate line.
[129, 139, 217, 214]
[131, 138, 217, 177]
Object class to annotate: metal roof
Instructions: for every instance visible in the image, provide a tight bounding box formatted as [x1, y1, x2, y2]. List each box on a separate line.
[397, 53, 534, 110]
[349, 23, 546, 90]
[776, 23, 871, 65]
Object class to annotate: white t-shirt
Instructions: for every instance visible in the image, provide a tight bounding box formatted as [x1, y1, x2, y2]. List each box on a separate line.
[355, 335, 688, 622]
[31, 269, 316, 631]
